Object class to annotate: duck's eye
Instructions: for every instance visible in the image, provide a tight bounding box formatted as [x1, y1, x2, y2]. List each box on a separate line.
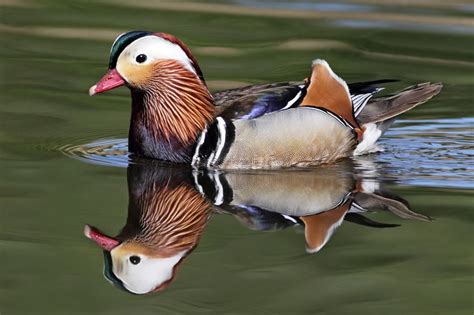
[129, 256, 141, 265]
[135, 54, 147, 64]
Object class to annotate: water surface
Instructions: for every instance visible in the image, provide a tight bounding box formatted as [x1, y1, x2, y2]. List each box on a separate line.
[1, 0, 473, 314]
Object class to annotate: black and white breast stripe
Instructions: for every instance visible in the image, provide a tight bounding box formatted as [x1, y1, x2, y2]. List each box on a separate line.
[192, 170, 233, 206]
[192, 117, 235, 168]
[191, 90, 369, 168]
[191, 170, 301, 227]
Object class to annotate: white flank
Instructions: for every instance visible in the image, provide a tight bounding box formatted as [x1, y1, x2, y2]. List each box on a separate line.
[222, 107, 355, 169]
[354, 123, 383, 155]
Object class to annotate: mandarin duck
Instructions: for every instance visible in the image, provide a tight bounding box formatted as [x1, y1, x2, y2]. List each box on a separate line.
[89, 31, 442, 169]
[84, 161, 431, 294]
[84, 164, 212, 294]
[199, 159, 430, 253]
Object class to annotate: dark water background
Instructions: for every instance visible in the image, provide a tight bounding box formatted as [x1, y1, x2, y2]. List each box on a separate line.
[1, 0, 473, 314]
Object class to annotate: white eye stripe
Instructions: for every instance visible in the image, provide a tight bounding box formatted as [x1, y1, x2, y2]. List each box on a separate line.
[112, 250, 187, 294]
[118, 35, 196, 73]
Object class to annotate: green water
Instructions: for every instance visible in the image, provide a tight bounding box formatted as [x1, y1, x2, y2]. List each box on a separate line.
[1, 1, 473, 314]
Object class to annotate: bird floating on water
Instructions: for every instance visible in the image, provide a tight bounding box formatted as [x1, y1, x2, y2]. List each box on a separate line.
[84, 161, 430, 294]
[89, 31, 442, 169]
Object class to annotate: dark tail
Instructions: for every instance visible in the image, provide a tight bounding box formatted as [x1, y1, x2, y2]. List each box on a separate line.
[352, 190, 432, 222]
[357, 82, 443, 125]
[353, 82, 442, 154]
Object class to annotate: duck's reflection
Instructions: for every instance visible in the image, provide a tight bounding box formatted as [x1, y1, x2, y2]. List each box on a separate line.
[84, 161, 430, 294]
[199, 162, 430, 253]
[84, 165, 211, 294]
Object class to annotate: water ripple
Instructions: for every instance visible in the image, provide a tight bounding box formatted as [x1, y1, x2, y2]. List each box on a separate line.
[374, 118, 474, 189]
[62, 138, 130, 167]
[61, 118, 474, 189]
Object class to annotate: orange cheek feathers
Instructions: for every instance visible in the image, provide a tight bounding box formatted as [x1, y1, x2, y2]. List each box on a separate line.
[118, 63, 155, 88]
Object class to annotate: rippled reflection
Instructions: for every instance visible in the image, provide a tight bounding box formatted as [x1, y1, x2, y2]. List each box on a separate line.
[84, 164, 211, 294]
[84, 160, 430, 294]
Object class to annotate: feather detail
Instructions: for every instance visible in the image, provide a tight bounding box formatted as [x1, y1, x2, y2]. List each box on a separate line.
[219, 107, 356, 169]
[155, 32, 206, 83]
[128, 182, 211, 257]
[301, 59, 360, 129]
[129, 60, 214, 162]
[103, 165, 212, 294]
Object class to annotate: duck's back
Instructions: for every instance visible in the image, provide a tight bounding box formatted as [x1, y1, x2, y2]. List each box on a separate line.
[193, 60, 359, 169]
[192, 59, 442, 169]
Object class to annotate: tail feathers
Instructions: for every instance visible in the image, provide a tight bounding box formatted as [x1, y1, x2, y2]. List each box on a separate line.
[352, 191, 432, 222]
[354, 82, 442, 155]
[357, 82, 443, 125]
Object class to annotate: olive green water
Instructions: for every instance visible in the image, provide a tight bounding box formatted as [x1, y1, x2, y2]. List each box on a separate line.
[1, 1, 473, 314]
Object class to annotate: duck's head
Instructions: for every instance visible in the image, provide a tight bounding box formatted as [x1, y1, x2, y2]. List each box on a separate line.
[88, 32, 213, 160]
[89, 31, 205, 95]
[84, 165, 211, 294]
[84, 225, 189, 294]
